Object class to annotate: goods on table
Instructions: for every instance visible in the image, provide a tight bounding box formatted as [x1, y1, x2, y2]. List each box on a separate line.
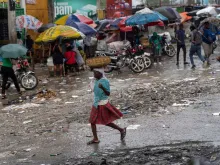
[86, 56, 111, 68]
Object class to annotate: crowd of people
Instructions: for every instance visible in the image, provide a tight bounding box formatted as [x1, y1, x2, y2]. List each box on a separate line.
[149, 21, 217, 69]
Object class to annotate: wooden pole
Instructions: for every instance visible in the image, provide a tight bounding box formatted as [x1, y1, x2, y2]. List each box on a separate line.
[8, 0, 17, 43]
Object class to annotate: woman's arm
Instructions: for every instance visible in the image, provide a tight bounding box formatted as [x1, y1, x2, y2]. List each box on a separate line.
[98, 83, 110, 96]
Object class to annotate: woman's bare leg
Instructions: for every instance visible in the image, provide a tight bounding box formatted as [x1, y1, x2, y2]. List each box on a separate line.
[107, 123, 123, 132]
[91, 123, 99, 141]
[59, 65, 63, 77]
[54, 65, 57, 76]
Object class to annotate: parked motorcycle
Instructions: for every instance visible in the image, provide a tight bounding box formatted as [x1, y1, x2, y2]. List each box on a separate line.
[0, 58, 38, 90]
[104, 44, 147, 73]
[161, 34, 176, 57]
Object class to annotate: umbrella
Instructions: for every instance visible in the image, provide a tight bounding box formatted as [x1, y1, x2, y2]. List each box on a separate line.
[66, 22, 96, 35]
[35, 25, 82, 43]
[180, 12, 192, 23]
[16, 15, 43, 30]
[96, 20, 112, 32]
[197, 7, 218, 16]
[145, 21, 164, 27]
[200, 17, 220, 30]
[136, 7, 154, 14]
[153, 11, 168, 21]
[0, 44, 27, 58]
[55, 14, 97, 28]
[37, 23, 56, 33]
[187, 10, 200, 16]
[126, 13, 160, 25]
[154, 7, 181, 21]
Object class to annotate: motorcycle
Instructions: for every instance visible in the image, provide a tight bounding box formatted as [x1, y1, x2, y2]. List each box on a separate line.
[161, 34, 176, 57]
[0, 58, 38, 90]
[104, 44, 147, 73]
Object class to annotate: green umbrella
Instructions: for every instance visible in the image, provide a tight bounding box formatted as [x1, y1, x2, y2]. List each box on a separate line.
[0, 44, 27, 59]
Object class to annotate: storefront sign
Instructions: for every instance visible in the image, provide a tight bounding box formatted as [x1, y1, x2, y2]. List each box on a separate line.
[0, 0, 21, 9]
[54, 0, 96, 19]
[106, 0, 132, 19]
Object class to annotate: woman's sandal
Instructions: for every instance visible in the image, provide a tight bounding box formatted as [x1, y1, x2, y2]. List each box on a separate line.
[121, 128, 127, 141]
[87, 140, 100, 145]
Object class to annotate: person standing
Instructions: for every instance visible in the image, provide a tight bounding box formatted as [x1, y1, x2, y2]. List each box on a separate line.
[52, 40, 64, 77]
[87, 68, 126, 145]
[1, 58, 21, 99]
[64, 46, 78, 75]
[176, 24, 189, 65]
[202, 22, 215, 65]
[84, 35, 92, 58]
[25, 35, 35, 70]
[189, 25, 205, 69]
[150, 32, 162, 64]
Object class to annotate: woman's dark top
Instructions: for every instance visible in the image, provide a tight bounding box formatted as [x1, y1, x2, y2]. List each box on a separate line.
[52, 45, 63, 65]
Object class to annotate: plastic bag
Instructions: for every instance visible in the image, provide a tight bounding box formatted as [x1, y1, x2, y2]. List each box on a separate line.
[75, 50, 85, 66]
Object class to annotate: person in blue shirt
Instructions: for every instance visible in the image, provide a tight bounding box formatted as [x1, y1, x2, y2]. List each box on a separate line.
[176, 24, 189, 65]
[87, 68, 126, 145]
[202, 22, 215, 65]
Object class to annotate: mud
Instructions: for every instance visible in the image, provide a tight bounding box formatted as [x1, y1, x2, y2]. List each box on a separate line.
[67, 142, 220, 165]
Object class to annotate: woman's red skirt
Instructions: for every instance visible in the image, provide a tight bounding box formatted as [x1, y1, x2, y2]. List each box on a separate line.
[89, 102, 123, 125]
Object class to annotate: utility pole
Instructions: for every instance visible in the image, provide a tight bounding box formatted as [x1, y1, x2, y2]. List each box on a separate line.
[8, 0, 17, 43]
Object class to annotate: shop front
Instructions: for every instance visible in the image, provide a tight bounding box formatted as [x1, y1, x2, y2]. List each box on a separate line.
[0, 0, 25, 45]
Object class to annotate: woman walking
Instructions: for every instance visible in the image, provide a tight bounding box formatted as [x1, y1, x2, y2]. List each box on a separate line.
[88, 68, 126, 145]
[52, 40, 63, 77]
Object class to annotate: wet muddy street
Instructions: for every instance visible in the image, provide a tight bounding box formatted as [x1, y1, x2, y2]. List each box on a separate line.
[1, 45, 220, 164]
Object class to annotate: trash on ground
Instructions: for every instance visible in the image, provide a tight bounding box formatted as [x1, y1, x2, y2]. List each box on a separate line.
[127, 125, 140, 130]
[212, 113, 220, 116]
[53, 98, 62, 102]
[60, 91, 66, 94]
[72, 95, 79, 98]
[183, 78, 198, 82]
[2, 103, 41, 111]
[65, 102, 75, 104]
[23, 120, 32, 124]
[90, 153, 98, 156]
[50, 153, 61, 156]
[37, 90, 56, 99]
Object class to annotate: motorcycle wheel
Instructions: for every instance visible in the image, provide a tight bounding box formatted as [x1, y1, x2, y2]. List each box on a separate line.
[143, 55, 152, 69]
[165, 45, 176, 57]
[130, 57, 145, 73]
[20, 73, 38, 90]
[104, 66, 114, 73]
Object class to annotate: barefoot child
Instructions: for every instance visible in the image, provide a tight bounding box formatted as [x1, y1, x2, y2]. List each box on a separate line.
[87, 68, 126, 145]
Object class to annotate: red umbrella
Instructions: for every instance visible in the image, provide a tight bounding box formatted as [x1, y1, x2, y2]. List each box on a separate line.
[74, 14, 97, 28]
[144, 20, 164, 27]
[119, 16, 132, 32]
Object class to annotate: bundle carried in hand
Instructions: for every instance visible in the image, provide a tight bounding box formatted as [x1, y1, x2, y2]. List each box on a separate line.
[86, 56, 111, 68]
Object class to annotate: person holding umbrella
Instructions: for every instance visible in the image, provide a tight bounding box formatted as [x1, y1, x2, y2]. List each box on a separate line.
[0, 44, 27, 99]
[1, 58, 21, 99]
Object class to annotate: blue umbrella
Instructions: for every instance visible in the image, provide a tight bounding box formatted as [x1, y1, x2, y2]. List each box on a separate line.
[110, 18, 124, 27]
[0, 44, 27, 58]
[126, 13, 160, 25]
[66, 22, 96, 36]
[153, 11, 168, 21]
